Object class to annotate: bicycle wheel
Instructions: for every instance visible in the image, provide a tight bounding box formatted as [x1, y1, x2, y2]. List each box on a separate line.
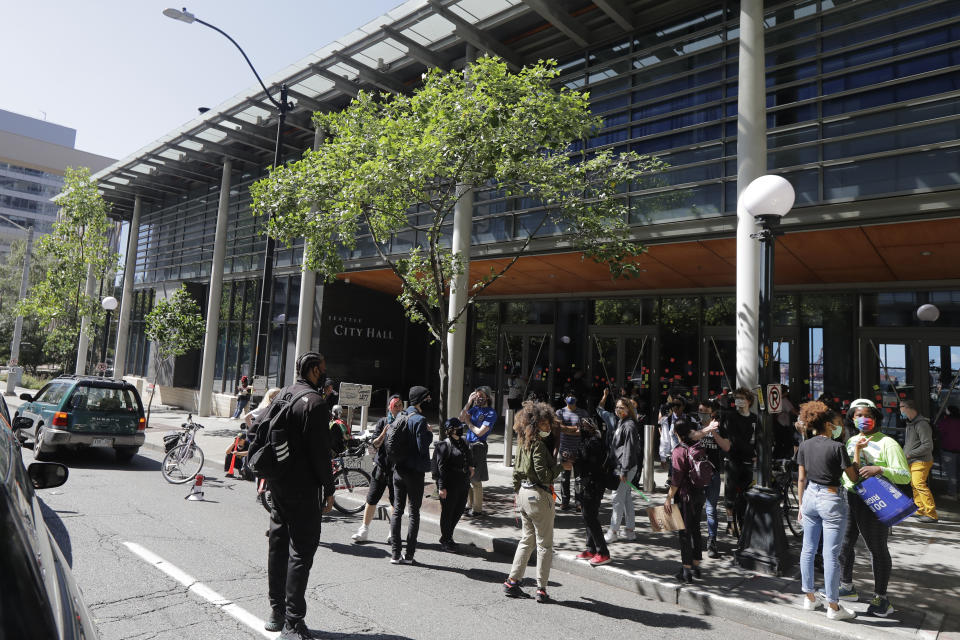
[332, 468, 371, 514]
[783, 481, 801, 537]
[161, 443, 205, 484]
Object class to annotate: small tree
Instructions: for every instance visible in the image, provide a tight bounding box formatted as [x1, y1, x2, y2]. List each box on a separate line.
[252, 56, 668, 419]
[19, 167, 118, 372]
[144, 285, 205, 424]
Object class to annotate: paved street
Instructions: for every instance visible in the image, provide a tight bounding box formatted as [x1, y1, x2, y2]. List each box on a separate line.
[24, 444, 785, 640]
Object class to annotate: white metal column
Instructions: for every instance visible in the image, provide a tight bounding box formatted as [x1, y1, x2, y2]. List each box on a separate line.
[735, 0, 766, 391]
[198, 158, 232, 416]
[295, 128, 324, 359]
[113, 196, 141, 379]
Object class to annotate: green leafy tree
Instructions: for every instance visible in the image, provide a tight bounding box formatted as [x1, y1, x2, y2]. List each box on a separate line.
[18, 167, 118, 371]
[144, 285, 205, 424]
[252, 56, 668, 418]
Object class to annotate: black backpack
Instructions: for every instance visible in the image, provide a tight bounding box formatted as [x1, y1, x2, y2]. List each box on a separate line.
[384, 411, 412, 468]
[247, 387, 317, 479]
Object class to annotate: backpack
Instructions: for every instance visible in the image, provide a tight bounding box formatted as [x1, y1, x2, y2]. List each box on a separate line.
[246, 387, 317, 480]
[384, 411, 412, 468]
[685, 441, 715, 489]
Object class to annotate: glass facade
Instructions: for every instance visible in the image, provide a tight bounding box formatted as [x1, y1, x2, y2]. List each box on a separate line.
[0, 161, 62, 239]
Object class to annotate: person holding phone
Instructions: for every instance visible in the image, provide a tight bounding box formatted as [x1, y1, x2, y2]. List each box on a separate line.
[460, 386, 497, 517]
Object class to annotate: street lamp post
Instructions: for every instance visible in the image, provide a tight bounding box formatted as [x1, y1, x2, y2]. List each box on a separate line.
[2, 216, 34, 395]
[735, 174, 795, 576]
[100, 296, 118, 376]
[163, 7, 292, 381]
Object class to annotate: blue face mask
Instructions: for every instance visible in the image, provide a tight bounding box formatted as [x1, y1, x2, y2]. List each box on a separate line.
[900, 412, 908, 420]
[565, 397, 576, 406]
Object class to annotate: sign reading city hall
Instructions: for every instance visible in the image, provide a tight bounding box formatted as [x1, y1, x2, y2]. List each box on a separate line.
[328, 314, 396, 341]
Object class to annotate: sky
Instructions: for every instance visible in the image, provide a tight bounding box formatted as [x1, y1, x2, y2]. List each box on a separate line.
[2, 1, 405, 161]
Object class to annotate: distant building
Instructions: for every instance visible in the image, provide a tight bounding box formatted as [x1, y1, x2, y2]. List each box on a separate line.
[0, 108, 113, 254]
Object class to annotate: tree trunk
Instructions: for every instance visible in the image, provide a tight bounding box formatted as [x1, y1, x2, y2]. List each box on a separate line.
[145, 359, 164, 427]
[438, 334, 449, 437]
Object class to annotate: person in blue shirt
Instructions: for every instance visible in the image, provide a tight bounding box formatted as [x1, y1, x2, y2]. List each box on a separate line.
[459, 386, 497, 517]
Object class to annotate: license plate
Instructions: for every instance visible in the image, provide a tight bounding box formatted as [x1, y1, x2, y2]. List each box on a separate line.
[91, 438, 113, 447]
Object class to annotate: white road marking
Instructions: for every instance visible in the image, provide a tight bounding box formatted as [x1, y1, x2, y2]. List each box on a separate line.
[123, 541, 278, 639]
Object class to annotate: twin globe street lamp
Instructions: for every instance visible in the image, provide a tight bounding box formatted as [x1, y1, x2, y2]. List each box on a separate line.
[735, 174, 795, 576]
[162, 7, 291, 381]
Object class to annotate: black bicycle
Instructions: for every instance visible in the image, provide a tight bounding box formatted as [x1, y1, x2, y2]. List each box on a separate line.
[256, 436, 372, 515]
[772, 458, 801, 537]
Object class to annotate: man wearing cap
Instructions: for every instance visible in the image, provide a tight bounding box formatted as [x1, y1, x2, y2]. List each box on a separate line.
[352, 394, 402, 543]
[263, 352, 335, 640]
[390, 385, 434, 564]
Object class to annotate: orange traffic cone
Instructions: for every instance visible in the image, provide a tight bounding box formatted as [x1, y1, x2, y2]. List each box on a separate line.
[225, 438, 238, 478]
[186, 474, 205, 501]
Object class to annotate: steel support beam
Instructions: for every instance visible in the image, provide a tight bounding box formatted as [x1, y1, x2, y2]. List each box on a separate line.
[592, 0, 635, 31]
[427, 0, 521, 69]
[332, 52, 408, 93]
[521, 0, 591, 48]
[381, 25, 449, 70]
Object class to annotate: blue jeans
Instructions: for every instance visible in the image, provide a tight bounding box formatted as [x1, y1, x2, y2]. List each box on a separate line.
[800, 482, 848, 603]
[704, 471, 722, 539]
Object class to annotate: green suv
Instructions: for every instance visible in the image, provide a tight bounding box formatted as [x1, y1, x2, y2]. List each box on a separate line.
[13, 376, 146, 462]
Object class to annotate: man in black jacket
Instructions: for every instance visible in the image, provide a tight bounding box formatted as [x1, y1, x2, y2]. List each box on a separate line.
[265, 352, 335, 640]
[390, 385, 434, 564]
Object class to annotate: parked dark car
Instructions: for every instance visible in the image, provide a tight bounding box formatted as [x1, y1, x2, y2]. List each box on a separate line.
[13, 376, 145, 462]
[0, 417, 100, 638]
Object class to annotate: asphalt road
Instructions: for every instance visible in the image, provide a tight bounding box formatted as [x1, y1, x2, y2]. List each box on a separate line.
[25, 445, 786, 640]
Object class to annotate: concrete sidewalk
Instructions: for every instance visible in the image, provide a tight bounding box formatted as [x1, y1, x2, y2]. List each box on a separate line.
[10, 389, 955, 640]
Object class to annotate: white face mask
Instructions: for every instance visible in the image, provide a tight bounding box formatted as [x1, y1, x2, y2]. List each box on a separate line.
[538, 429, 551, 438]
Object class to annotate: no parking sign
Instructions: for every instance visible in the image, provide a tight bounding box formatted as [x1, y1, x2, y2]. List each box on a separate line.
[767, 384, 783, 414]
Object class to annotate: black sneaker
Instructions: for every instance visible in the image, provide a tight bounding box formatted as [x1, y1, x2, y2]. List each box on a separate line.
[535, 588, 549, 603]
[707, 537, 719, 558]
[279, 619, 312, 640]
[866, 595, 894, 617]
[265, 609, 284, 632]
[692, 566, 702, 579]
[675, 568, 693, 584]
[503, 579, 523, 598]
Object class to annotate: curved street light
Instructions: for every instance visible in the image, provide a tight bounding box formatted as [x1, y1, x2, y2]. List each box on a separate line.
[163, 6, 293, 380]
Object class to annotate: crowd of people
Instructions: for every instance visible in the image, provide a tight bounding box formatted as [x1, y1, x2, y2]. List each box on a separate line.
[240, 350, 952, 639]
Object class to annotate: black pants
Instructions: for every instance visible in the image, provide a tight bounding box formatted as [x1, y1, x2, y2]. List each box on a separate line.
[560, 468, 573, 506]
[724, 459, 753, 520]
[439, 478, 469, 543]
[365, 465, 395, 506]
[677, 493, 705, 566]
[840, 491, 892, 595]
[391, 469, 425, 559]
[581, 483, 608, 556]
[267, 488, 322, 624]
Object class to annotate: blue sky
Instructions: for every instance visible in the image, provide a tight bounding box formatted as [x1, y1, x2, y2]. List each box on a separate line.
[2, 1, 402, 160]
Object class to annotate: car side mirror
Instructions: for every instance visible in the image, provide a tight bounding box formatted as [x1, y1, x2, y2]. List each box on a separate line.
[27, 462, 69, 489]
[20, 393, 34, 401]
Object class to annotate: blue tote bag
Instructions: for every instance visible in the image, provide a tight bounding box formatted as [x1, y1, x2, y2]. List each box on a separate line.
[855, 475, 916, 526]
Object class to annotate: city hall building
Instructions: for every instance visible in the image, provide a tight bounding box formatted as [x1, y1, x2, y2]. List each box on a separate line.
[94, 0, 960, 422]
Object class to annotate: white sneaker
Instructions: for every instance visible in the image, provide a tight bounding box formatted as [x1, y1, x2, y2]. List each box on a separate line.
[604, 529, 618, 543]
[351, 526, 369, 542]
[827, 606, 856, 621]
[620, 528, 636, 541]
[802, 596, 823, 611]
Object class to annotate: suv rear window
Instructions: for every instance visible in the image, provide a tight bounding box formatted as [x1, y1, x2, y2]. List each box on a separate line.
[69, 386, 138, 412]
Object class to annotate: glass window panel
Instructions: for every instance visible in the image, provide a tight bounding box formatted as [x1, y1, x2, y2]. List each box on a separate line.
[824, 119, 960, 160]
[630, 125, 723, 154]
[824, 147, 960, 199]
[632, 67, 722, 103]
[822, 1, 952, 50]
[769, 145, 818, 168]
[631, 107, 722, 138]
[592, 298, 656, 325]
[629, 183, 722, 225]
[823, 73, 960, 117]
[703, 295, 735, 326]
[632, 88, 723, 120]
[590, 93, 630, 114]
[823, 96, 960, 138]
[823, 50, 960, 95]
[768, 125, 819, 148]
[768, 103, 817, 127]
[658, 144, 723, 167]
[780, 169, 819, 205]
[504, 301, 554, 324]
[471, 215, 511, 244]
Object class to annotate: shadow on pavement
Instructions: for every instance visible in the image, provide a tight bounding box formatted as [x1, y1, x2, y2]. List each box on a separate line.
[40, 448, 162, 472]
[556, 595, 714, 629]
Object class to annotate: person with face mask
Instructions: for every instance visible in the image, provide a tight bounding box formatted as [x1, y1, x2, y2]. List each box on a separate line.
[503, 401, 567, 603]
[693, 399, 731, 558]
[389, 386, 435, 565]
[460, 386, 497, 517]
[432, 417, 474, 552]
[837, 399, 910, 617]
[556, 393, 589, 511]
[795, 401, 860, 621]
[352, 394, 402, 544]
[659, 399, 684, 472]
[719, 387, 759, 537]
[605, 399, 640, 543]
[573, 418, 611, 565]
[900, 398, 938, 523]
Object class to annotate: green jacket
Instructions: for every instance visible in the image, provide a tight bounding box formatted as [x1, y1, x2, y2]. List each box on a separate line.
[841, 431, 910, 492]
[513, 437, 563, 492]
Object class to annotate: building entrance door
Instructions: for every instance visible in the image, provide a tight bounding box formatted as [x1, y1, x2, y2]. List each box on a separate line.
[587, 327, 658, 420]
[701, 329, 800, 403]
[500, 327, 553, 404]
[860, 331, 960, 439]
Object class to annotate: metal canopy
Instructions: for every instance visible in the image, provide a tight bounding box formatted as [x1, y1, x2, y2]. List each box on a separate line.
[93, 0, 706, 218]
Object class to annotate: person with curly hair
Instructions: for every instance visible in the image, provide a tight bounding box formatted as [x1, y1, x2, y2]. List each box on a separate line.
[503, 401, 567, 603]
[795, 401, 859, 621]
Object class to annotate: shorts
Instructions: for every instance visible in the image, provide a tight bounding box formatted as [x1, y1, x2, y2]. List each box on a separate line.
[365, 465, 395, 506]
